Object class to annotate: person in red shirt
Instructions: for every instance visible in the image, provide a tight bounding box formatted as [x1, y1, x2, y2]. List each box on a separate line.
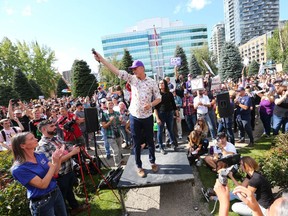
[57, 107, 85, 146]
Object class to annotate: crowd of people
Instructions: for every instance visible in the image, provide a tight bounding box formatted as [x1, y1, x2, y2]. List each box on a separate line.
[0, 52, 287, 215]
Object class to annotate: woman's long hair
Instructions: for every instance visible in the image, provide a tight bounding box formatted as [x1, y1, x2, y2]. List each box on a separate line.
[241, 156, 259, 172]
[159, 79, 170, 94]
[11, 132, 30, 165]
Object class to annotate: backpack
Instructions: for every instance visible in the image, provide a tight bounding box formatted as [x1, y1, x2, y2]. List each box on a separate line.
[1, 127, 18, 142]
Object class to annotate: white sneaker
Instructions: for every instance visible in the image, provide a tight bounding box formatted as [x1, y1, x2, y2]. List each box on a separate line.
[179, 136, 182, 139]
[196, 160, 202, 167]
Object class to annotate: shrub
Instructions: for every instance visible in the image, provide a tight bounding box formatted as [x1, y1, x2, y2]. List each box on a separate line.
[260, 134, 288, 189]
[0, 152, 29, 215]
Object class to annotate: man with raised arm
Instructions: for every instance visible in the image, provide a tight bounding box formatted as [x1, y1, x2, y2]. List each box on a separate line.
[93, 52, 161, 178]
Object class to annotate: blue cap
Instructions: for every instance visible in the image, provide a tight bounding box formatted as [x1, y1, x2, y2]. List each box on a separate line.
[129, 60, 144, 69]
[237, 87, 245, 92]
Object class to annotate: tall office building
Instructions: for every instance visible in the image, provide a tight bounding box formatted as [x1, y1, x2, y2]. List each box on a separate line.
[224, 0, 279, 45]
[210, 23, 225, 65]
[101, 18, 207, 77]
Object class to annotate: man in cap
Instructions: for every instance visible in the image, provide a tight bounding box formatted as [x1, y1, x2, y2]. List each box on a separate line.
[234, 87, 254, 146]
[93, 52, 161, 178]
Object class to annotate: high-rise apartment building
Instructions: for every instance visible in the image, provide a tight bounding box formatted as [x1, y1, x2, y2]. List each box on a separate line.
[210, 23, 225, 65]
[101, 18, 207, 77]
[224, 0, 279, 45]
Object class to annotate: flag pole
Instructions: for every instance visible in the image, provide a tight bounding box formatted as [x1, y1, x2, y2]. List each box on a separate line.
[153, 25, 161, 80]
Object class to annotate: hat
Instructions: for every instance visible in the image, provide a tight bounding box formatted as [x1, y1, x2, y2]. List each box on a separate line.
[100, 98, 107, 103]
[14, 109, 22, 114]
[184, 89, 188, 94]
[37, 119, 53, 131]
[97, 86, 102, 90]
[129, 60, 144, 69]
[112, 94, 119, 100]
[236, 87, 245, 92]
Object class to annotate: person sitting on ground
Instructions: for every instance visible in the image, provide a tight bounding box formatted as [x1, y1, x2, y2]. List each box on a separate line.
[229, 156, 274, 216]
[213, 179, 287, 216]
[0, 118, 23, 150]
[187, 130, 208, 166]
[204, 132, 236, 172]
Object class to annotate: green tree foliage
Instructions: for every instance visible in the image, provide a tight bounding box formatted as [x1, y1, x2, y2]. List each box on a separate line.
[0, 37, 58, 97]
[219, 42, 243, 82]
[0, 85, 18, 106]
[189, 53, 201, 77]
[12, 69, 35, 101]
[56, 77, 69, 97]
[192, 45, 217, 75]
[71, 60, 98, 97]
[120, 49, 133, 74]
[99, 54, 122, 88]
[0, 37, 19, 84]
[174, 45, 189, 76]
[267, 23, 288, 70]
[29, 79, 44, 98]
[248, 60, 259, 76]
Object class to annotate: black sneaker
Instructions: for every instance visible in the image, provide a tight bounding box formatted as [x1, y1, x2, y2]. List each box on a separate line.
[247, 142, 254, 147]
[106, 155, 111, 160]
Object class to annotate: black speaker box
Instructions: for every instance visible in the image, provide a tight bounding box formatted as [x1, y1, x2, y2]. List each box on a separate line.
[216, 92, 232, 118]
[84, 108, 99, 133]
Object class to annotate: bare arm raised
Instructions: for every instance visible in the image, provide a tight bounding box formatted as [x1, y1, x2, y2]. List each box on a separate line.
[93, 50, 120, 76]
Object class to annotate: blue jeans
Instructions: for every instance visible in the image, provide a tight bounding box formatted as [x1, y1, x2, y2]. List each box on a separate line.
[130, 114, 155, 169]
[101, 127, 110, 156]
[217, 118, 235, 144]
[236, 116, 254, 143]
[29, 187, 67, 216]
[184, 114, 197, 131]
[272, 114, 288, 135]
[157, 111, 177, 149]
[260, 112, 272, 135]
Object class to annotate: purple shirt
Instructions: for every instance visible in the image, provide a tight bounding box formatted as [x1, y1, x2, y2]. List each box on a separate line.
[259, 99, 274, 115]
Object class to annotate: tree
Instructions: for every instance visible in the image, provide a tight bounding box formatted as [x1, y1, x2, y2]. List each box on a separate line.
[174, 45, 189, 76]
[56, 77, 69, 97]
[0, 85, 18, 106]
[99, 54, 122, 88]
[0, 37, 19, 84]
[12, 69, 35, 101]
[189, 53, 201, 77]
[248, 60, 259, 76]
[71, 60, 98, 97]
[267, 23, 288, 70]
[29, 79, 44, 98]
[218, 42, 243, 82]
[192, 45, 218, 75]
[120, 49, 133, 73]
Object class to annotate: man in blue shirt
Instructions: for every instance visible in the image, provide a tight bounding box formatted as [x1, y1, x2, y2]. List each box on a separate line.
[235, 87, 254, 147]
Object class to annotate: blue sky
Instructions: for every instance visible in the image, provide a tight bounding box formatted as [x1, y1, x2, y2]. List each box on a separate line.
[1, 0, 287, 73]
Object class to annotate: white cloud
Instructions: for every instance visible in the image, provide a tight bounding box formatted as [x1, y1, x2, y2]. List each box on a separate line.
[174, 4, 182, 14]
[186, 0, 211, 12]
[22, 5, 32, 16]
[5, 7, 14, 15]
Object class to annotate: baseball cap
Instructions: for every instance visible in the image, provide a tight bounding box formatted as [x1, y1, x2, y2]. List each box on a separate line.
[236, 87, 245, 92]
[129, 60, 144, 69]
[14, 109, 22, 114]
[100, 98, 107, 103]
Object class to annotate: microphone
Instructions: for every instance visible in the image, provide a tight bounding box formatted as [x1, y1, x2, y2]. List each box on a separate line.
[92, 48, 100, 63]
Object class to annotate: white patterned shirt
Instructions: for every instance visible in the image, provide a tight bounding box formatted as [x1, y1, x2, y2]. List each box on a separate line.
[118, 70, 161, 119]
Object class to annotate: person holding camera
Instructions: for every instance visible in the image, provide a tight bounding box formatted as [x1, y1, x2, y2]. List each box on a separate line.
[57, 107, 86, 146]
[101, 100, 124, 167]
[37, 120, 89, 215]
[228, 156, 274, 216]
[204, 132, 236, 171]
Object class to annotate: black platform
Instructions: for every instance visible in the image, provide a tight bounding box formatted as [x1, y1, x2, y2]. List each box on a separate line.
[117, 149, 195, 189]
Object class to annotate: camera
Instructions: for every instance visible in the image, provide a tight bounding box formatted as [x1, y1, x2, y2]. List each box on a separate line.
[63, 119, 76, 132]
[217, 154, 241, 185]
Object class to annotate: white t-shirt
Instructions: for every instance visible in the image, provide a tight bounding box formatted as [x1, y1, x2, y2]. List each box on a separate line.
[194, 95, 210, 114]
[0, 127, 22, 150]
[213, 142, 237, 155]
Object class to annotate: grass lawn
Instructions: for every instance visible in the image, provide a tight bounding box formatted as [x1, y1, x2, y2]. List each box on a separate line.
[198, 136, 273, 216]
